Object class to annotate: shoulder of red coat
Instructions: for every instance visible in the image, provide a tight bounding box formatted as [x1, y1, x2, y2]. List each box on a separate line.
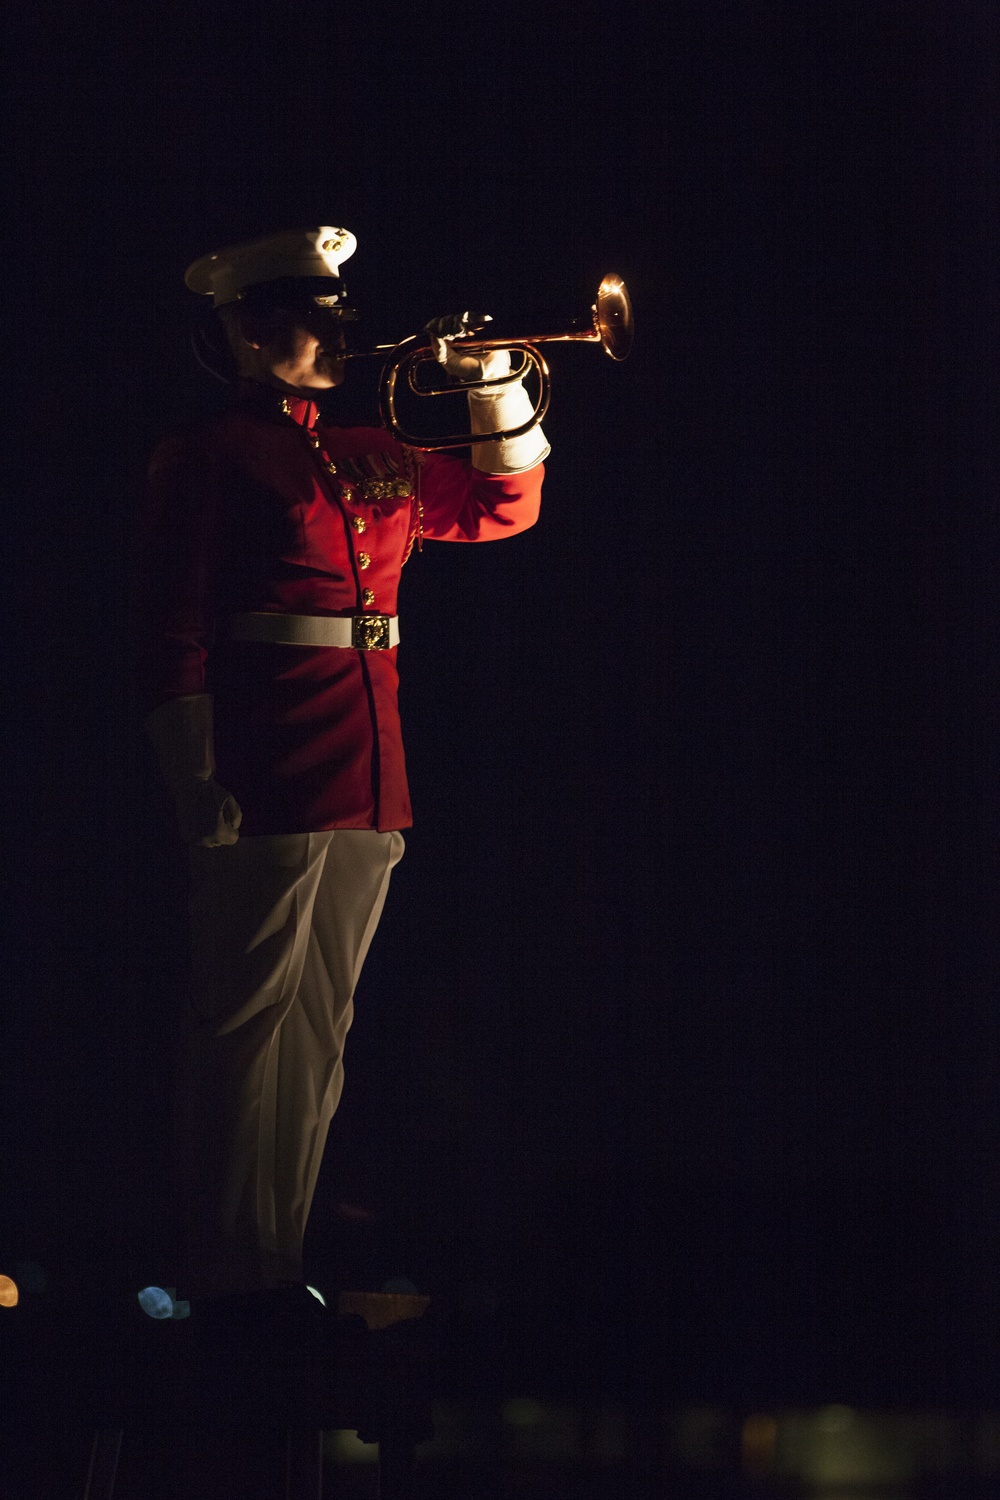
[147, 405, 251, 476]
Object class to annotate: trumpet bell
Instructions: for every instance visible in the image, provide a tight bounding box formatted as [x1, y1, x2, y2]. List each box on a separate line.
[594, 274, 633, 362]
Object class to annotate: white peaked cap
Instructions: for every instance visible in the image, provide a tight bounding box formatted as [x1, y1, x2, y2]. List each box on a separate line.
[184, 226, 358, 306]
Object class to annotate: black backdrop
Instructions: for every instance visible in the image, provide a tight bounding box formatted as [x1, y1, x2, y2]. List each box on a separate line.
[4, 0, 998, 1400]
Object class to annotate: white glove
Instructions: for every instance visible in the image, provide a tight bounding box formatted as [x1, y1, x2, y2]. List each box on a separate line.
[145, 694, 242, 847]
[425, 311, 509, 384]
[424, 312, 551, 476]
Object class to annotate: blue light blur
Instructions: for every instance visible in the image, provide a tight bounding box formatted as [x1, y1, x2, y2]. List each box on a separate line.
[138, 1286, 175, 1319]
[137, 1285, 190, 1319]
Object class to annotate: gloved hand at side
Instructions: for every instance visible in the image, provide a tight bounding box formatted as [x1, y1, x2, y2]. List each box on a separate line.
[145, 693, 242, 847]
[425, 311, 550, 476]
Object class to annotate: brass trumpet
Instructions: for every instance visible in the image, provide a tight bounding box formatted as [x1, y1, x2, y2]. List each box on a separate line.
[346, 274, 633, 451]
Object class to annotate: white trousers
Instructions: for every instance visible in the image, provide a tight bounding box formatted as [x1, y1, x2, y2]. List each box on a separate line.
[176, 829, 405, 1298]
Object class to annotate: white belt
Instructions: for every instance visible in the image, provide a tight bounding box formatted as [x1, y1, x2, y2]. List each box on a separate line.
[230, 611, 399, 650]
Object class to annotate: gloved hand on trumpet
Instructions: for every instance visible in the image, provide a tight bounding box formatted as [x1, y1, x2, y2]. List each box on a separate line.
[424, 310, 511, 383]
[423, 310, 550, 475]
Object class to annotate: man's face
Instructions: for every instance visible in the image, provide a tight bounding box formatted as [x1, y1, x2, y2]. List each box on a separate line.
[266, 300, 351, 390]
[238, 297, 352, 391]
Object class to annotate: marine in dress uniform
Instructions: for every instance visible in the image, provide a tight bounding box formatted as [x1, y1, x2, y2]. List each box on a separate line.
[140, 228, 548, 1313]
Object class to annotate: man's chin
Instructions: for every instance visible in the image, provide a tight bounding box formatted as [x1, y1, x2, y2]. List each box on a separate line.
[275, 367, 345, 394]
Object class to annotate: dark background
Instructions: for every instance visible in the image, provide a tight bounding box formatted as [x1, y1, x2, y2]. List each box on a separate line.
[3, 0, 998, 1404]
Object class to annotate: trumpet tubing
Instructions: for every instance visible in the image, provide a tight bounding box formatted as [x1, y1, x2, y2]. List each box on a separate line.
[347, 274, 633, 451]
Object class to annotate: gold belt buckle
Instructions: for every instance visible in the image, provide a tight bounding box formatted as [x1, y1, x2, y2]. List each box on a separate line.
[352, 613, 390, 650]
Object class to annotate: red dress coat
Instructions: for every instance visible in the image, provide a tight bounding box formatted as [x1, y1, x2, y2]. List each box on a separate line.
[140, 379, 544, 834]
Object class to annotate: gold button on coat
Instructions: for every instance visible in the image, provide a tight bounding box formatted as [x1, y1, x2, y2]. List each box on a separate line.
[352, 516, 366, 533]
[358, 552, 371, 569]
[362, 588, 376, 606]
